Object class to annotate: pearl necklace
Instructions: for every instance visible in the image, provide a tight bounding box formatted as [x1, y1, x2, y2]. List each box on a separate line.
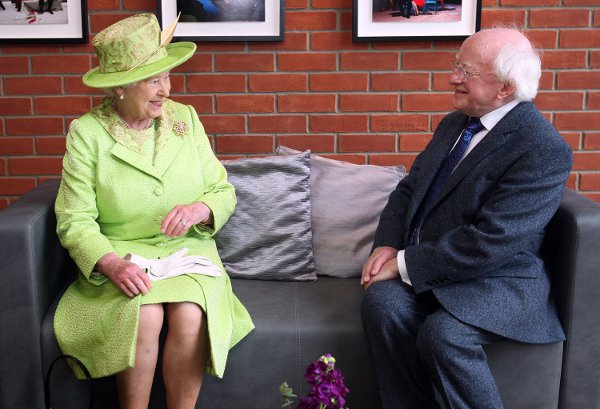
[115, 110, 154, 131]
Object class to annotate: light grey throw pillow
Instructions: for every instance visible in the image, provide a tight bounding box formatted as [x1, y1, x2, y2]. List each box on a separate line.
[277, 146, 406, 278]
[215, 151, 317, 281]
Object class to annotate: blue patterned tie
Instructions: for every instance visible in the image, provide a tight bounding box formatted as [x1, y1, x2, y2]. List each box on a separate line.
[409, 117, 485, 245]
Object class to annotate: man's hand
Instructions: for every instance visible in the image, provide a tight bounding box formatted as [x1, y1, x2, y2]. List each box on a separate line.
[361, 246, 399, 289]
[363, 258, 401, 290]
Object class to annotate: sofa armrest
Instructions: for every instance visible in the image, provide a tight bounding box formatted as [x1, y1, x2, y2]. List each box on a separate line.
[0, 180, 72, 409]
[545, 189, 600, 409]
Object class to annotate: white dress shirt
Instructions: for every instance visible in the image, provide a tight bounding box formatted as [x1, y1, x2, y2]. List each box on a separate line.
[397, 100, 520, 286]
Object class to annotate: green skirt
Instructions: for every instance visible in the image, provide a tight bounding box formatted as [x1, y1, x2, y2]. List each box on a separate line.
[54, 272, 254, 379]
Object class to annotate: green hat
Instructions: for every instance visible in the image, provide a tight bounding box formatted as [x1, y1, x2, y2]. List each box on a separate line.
[83, 13, 196, 88]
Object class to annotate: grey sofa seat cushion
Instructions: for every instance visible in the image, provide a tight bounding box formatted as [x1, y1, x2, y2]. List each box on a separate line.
[41, 277, 563, 409]
[41, 277, 380, 409]
[198, 277, 380, 408]
[486, 341, 563, 407]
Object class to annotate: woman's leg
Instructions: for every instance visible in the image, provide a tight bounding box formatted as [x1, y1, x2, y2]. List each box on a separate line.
[116, 303, 164, 409]
[163, 302, 209, 409]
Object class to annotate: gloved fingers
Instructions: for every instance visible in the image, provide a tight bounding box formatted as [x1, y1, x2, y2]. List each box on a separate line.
[185, 255, 216, 266]
[163, 247, 189, 261]
[174, 259, 200, 271]
[149, 266, 189, 281]
[187, 265, 223, 277]
[153, 248, 190, 273]
[151, 264, 223, 280]
[204, 268, 222, 277]
[179, 259, 221, 275]
[124, 249, 222, 280]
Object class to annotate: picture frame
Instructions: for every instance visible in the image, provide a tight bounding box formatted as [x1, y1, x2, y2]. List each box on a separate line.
[353, 0, 481, 42]
[0, 0, 88, 43]
[157, 0, 284, 42]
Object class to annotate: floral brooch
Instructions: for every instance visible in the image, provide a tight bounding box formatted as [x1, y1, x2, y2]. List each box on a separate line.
[172, 121, 188, 137]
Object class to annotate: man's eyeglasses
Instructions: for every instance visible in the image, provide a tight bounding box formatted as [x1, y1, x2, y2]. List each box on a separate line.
[451, 59, 483, 80]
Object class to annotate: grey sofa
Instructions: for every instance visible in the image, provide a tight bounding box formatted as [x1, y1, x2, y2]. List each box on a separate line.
[1, 179, 600, 409]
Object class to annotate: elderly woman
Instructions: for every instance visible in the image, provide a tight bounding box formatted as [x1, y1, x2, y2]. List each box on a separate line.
[54, 13, 254, 409]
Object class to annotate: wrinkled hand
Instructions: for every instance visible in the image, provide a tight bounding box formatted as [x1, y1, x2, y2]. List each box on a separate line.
[361, 246, 399, 289]
[363, 258, 400, 290]
[161, 202, 212, 238]
[96, 252, 152, 298]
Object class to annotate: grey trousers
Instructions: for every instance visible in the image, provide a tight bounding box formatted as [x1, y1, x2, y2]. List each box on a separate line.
[361, 279, 504, 409]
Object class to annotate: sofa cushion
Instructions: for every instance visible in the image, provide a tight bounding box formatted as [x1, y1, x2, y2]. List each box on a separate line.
[198, 277, 381, 408]
[277, 146, 405, 278]
[215, 151, 317, 281]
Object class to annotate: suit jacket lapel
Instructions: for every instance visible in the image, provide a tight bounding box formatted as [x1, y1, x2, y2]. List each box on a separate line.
[406, 116, 469, 225]
[437, 102, 529, 203]
[153, 133, 184, 178]
[152, 104, 186, 178]
[109, 131, 184, 181]
[110, 143, 162, 180]
[100, 98, 186, 181]
[91, 97, 164, 181]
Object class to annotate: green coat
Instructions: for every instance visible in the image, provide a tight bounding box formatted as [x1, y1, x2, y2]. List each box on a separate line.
[54, 97, 254, 379]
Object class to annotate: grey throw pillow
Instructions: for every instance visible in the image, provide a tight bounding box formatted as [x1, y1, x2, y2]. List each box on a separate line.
[277, 146, 406, 278]
[215, 151, 317, 281]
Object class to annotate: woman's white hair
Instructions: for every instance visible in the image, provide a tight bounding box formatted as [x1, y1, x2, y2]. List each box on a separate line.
[102, 81, 139, 96]
[492, 31, 542, 102]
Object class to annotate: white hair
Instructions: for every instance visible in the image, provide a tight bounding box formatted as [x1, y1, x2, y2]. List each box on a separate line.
[101, 81, 139, 96]
[492, 39, 541, 101]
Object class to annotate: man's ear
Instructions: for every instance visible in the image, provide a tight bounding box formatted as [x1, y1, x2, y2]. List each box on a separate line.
[498, 82, 516, 100]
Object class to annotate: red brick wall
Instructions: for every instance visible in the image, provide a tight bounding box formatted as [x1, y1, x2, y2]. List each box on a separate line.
[1, 0, 599, 209]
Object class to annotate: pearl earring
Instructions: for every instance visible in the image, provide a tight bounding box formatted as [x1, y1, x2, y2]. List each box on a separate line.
[119, 95, 124, 100]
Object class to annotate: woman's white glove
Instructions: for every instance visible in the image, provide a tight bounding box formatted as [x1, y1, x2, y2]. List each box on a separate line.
[125, 248, 222, 281]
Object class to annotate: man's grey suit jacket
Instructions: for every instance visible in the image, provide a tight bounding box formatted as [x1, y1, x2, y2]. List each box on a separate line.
[373, 101, 573, 344]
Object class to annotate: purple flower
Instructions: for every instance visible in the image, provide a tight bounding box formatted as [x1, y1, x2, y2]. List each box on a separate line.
[305, 360, 328, 385]
[297, 395, 320, 409]
[283, 354, 350, 409]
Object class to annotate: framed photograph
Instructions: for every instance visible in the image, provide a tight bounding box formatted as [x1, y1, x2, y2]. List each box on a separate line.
[0, 0, 87, 43]
[353, 0, 481, 42]
[157, 0, 284, 42]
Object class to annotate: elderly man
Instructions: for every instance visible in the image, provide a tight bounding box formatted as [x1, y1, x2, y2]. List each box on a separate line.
[361, 28, 572, 409]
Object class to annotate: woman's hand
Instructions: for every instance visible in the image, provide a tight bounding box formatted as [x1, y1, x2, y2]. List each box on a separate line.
[161, 202, 213, 238]
[96, 253, 152, 297]
[361, 246, 399, 289]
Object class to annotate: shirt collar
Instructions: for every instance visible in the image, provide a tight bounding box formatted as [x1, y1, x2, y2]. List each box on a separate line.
[479, 100, 520, 131]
